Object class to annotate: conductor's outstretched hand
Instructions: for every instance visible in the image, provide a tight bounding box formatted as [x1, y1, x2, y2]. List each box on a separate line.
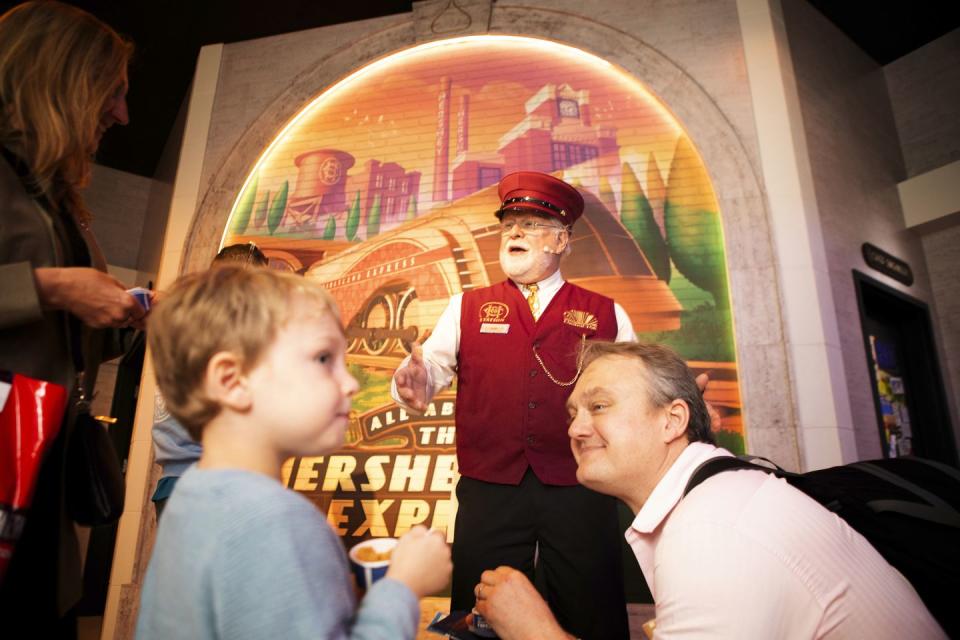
[395, 342, 429, 412]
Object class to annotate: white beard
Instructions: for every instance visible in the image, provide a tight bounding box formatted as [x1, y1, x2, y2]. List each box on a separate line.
[499, 246, 558, 283]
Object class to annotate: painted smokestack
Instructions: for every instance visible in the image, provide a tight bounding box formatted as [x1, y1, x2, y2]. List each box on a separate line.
[456, 94, 469, 155]
[433, 76, 452, 203]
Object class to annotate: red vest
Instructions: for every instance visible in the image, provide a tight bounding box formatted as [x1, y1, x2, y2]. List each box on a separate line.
[456, 280, 617, 485]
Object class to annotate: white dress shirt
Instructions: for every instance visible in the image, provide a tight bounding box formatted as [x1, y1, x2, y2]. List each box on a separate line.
[390, 270, 636, 407]
[626, 443, 945, 639]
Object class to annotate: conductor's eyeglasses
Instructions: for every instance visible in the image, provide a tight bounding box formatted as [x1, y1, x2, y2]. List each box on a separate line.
[499, 219, 564, 234]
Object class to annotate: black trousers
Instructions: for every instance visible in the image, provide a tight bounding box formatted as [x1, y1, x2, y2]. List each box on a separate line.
[451, 470, 629, 640]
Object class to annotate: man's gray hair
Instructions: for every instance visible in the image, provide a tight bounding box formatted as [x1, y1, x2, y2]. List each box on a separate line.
[580, 341, 715, 444]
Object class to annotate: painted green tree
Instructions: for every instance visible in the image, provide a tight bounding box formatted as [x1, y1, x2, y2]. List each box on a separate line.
[322, 215, 337, 240]
[638, 136, 734, 363]
[231, 173, 258, 235]
[663, 136, 729, 308]
[620, 162, 670, 282]
[664, 202, 727, 306]
[253, 190, 270, 229]
[598, 176, 618, 215]
[345, 191, 361, 241]
[267, 180, 288, 235]
[366, 193, 382, 238]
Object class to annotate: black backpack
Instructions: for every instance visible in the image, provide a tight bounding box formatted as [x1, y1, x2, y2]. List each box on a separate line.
[683, 455, 960, 638]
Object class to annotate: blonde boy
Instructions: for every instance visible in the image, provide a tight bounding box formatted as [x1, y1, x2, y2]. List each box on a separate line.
[138, 265, 451, 639]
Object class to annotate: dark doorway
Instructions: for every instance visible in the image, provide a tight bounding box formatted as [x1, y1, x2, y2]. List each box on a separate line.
[854, 270, 957, 465]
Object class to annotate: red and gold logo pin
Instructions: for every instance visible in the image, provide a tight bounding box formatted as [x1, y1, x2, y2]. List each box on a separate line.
[479, 301, 510, 323]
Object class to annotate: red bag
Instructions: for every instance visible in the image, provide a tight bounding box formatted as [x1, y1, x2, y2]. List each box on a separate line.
[0, 371, 68, 584]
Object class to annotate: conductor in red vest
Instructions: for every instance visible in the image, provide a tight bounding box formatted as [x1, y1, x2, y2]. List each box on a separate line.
[392, 171, 633, 638]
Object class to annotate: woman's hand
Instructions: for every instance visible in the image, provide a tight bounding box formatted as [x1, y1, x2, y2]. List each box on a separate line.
[34, 267, 146, 329]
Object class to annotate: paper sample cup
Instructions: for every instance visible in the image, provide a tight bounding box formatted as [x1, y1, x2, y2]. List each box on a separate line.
[127, 287, 152, 311]
[348, 537, 398, 590]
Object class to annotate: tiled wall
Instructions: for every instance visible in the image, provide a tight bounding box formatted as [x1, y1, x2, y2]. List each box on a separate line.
[885, 28, 960, 443]
[885, 28, 960, 178]
[919, 225, 960, 438]
[86, 164, 153, 270]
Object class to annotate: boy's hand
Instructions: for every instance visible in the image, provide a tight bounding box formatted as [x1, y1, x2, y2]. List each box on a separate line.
[695, 372, 723, 432]
[395, 343, 429, 412]
[386, 526, 451, 597]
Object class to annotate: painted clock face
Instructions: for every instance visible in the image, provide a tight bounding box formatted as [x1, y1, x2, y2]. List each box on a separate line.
[558, 98, 579, 118]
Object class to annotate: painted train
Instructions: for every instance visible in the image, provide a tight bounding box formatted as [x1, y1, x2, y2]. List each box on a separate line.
[242, 182, 682, 364]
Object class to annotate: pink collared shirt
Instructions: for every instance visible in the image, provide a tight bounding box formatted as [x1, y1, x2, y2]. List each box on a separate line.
[626, 443, 945, 639]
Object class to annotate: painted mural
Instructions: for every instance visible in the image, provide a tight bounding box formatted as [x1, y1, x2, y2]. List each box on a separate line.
[221, 36, 743, 551]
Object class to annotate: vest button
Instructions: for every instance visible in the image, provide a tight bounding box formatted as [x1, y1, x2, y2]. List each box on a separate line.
[526, 435, 536, 444]
[528, 401, 536, 409]
[529, 369, 538, 377]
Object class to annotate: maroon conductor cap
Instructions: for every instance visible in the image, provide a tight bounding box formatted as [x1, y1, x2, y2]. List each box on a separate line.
[495, 171, 584, 226]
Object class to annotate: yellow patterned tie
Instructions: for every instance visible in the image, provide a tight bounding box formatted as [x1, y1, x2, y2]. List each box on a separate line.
[525, 283, 540, 318]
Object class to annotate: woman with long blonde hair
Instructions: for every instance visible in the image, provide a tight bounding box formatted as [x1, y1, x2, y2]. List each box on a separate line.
[0, 2, 143, 634]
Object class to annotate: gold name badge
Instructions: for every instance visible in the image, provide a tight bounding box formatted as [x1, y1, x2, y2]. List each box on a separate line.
[480, 323, 510, 334]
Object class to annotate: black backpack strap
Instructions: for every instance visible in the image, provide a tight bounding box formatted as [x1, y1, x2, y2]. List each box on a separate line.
[683, 456, 776, 498]
[908, 457, 960, 483]
[852, 462, 960, 528]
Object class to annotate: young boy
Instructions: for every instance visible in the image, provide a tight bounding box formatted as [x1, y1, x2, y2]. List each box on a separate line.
[137, 265, 451, 638]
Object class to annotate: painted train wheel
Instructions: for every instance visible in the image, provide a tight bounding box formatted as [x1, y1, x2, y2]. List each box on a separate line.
[361, 294, 395, 356]
[346, 324, 362, 354]
[396, 288, 421, 354]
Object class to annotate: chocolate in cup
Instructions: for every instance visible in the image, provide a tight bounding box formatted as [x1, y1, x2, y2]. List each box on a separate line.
[348, 538, 398, 590]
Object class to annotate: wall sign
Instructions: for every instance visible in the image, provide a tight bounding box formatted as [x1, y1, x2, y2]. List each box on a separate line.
[862, 243, 913, 286]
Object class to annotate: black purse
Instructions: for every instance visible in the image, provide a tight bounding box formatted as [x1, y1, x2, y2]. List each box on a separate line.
[65, 391, 125, 527]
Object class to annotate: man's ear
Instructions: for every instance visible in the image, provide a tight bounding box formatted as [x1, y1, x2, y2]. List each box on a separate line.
[203, 351, 251, 412]
[555, 227, 571, 254]
[662, 399, 690, 444]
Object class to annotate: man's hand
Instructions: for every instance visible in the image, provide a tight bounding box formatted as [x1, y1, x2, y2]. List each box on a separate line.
[695, 372, 723, 432]
[34, 267, 146, 329]
[470, 566, 573, 640]
[394, 342, 429, 412]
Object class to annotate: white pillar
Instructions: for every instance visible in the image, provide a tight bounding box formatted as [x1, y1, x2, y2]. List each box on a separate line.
[737, 0, 857, 469]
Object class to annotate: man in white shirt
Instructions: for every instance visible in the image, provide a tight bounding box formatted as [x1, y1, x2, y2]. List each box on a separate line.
[471, 341, 945, 640]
